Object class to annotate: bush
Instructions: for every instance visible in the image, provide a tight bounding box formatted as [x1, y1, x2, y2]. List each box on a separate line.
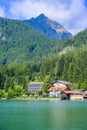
[7, 89, 15, 99]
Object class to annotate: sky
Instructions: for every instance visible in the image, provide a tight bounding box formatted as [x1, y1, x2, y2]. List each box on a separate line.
[0, 0, 87, 35]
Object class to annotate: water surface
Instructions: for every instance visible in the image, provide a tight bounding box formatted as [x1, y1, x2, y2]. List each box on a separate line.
[0, 100, 87, 130]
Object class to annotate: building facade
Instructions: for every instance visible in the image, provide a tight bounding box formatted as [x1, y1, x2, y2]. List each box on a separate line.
[61, 90, 83, 100]
[28, 82, 43, 92]
[48, 83, 70, 97]
[82, 89, 87, 99]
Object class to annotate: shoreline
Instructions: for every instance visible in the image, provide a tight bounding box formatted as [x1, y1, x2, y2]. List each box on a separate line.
[1, 97, 86, 101]
[0, 97, 60, 101]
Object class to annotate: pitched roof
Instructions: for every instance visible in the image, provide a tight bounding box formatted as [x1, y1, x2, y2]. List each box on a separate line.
[48, 86, 58, 91]
[64, 90, 75, 94]
[48, 85, 67, 91]
[54, 80, 71, 86]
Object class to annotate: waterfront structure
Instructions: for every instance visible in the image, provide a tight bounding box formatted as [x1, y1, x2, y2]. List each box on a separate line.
[48, 80, 84, 100]
[82, 89, 87, 99]
[60, 90, 72, 100]
[48, 83, 70, 97]
[28, 82, 43, 92]
[70, 94, 83, 100]
[60, 90, 83, 100]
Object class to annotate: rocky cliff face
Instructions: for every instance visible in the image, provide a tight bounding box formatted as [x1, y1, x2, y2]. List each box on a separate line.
[23, 14, 72, 40]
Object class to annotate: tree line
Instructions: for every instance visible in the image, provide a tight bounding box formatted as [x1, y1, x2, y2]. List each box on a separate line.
[0, 50, 87, 98]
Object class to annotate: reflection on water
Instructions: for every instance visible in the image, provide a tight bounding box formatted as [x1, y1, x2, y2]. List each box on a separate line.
[0, 100, 87, 130]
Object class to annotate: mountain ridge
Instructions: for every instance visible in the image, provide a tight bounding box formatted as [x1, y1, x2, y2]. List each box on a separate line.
[23, 13, 72, 40]
[0, 16, 63, 64]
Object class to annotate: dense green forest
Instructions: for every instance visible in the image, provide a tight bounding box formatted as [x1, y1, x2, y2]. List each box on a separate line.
[0, 50, 87, 98]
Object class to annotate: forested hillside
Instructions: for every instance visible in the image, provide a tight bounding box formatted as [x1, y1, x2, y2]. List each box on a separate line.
[0, 17, 61, 64]
[0, 50, 87, 98]
[0, 17, 87, 64]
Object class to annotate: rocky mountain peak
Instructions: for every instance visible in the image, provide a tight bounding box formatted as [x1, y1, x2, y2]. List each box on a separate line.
[23, 14, 72, 40]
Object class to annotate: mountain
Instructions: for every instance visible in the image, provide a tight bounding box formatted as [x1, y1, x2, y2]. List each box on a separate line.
[0, 16, 87, 65]
[23, 14, 72, 40]
[0, 17, 70, 64]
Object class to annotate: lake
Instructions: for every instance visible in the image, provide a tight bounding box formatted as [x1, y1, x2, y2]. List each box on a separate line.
[0, 100, 87, 130]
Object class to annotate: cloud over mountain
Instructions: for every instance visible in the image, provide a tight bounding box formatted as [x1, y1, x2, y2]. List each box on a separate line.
[0, 0, 87, 35]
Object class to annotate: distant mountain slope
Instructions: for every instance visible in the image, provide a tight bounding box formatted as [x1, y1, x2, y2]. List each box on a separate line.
[0, 17, 70, 64]
[23, 14, 72, 40]
[71, 29, 87, 47]
[0, 16, 87, 65]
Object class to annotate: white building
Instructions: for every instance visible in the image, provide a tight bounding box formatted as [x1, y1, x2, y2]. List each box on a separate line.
[28, 82, 43, 92]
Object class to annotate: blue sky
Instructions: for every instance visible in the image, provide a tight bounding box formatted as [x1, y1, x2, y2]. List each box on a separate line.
[0, 0, 87, 35]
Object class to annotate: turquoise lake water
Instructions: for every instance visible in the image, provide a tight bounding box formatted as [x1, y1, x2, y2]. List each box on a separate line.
[0, 100, 87, 130]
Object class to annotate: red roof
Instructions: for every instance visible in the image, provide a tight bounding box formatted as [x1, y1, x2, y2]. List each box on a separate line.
[48, 85, 67, 91]
[64, 90, 74, 94]
[48, 86, 58, 91]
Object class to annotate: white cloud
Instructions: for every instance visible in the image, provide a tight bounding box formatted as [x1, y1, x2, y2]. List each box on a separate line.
[0, 7, 5, 17]
[9, 0, 87, 35]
